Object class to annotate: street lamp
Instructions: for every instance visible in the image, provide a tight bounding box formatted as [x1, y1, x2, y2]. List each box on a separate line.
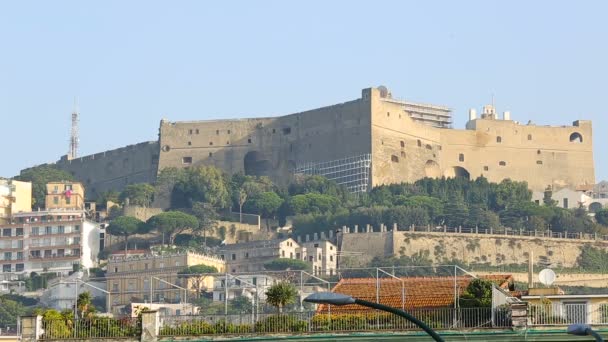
[304, 292, 444, 342]
[567, 324, 604, 342]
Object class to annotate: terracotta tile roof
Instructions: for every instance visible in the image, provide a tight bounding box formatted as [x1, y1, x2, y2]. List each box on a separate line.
[317, 274, 512, 313]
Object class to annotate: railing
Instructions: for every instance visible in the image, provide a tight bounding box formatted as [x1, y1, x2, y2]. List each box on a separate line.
[0, 324, 20, 336]
[528, 303, 608, 326]
[159, 307, 510, 336]
[41, 317, 141, 340]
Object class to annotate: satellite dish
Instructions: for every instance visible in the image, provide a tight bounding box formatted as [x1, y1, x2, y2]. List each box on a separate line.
[539, 268, 556, 286]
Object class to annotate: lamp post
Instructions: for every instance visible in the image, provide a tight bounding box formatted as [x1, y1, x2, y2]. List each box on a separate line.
[304, 292, 444, 342]
[568, 324, 604, 342]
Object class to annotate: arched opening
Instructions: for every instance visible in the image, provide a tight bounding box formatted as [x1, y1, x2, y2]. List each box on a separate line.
[444, 166, 470, 180]
[496, 136, 502, 143]
[570, 132, 583, 143]
[589, 202, 603, 213]
[424, 160, 441, 178]
[244, 151, 271, 176]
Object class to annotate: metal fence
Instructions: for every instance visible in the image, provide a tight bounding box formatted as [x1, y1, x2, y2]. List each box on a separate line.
[158, 307, 511, 336]
[0, 324, 20, 336]
[41, 317, 141, 340]
[528, 303, 608, 326]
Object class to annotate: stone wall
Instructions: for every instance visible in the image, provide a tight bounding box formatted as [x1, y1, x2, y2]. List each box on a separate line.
[122, 205, 164, 222]
[339, 229, 608, 268]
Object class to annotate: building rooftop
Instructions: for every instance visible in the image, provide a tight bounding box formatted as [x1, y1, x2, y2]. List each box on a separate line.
[317, 274, 512, 313]
[219, 238, 295, 251]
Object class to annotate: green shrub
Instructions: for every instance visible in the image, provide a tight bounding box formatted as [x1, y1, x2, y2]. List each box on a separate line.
[254, 315, 308, 333]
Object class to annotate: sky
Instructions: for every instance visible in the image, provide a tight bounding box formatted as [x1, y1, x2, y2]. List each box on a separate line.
[0, 1, 606, 180]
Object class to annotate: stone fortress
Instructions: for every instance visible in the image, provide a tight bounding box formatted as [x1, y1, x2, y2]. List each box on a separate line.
[25, 86, 595, 199]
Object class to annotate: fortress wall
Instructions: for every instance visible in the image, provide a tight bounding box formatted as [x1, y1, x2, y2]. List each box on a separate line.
[53, 141, 159, 199]
[367, 87, 595, 191]
[157, 97, 372, 185]
[340, 230, 606, 268]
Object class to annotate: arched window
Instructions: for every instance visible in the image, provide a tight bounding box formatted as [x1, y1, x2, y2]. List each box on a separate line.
[569, 132, 583, 143]
[400, 141, 405, 148]
[496, 136, 502, 143]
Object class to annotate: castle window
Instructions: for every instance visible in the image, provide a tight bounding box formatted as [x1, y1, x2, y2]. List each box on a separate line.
[182, 157, 192, 164]
[272, 128, 276, 133]
[391, 155, 399, 163]
[496, 136, 502, 143]
[425, 144, 432, 150]
[459, 153, 464, 162]
[216, 130, 219, 135]
[226, 141, 230, 145]
[227, 130, 231, 134]
[537, 150, 541, 154]
[282, 127, 291, 135]
[400, 141, 405, 148]
[161, 145, 170, 152]
[188, 129, 193, 135]
[248, 138, 252, 144]
[417, 140, 422, 147]
[499, 161, 506, 166]
[536, 160, 543, 165]
[484, 166, 489, 171]
[401, 151, 406, 158]
[195, 129, 199, 134]
[187, 141, 192, 146]
[387, 112, 390, 117]
[209, 142, 213, 146]
[569, 132, 583, 143]
[528, 134, 532, 140]
[209, 152, 212, 157]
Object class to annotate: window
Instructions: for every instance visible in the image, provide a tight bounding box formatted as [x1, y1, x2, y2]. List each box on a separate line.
[425, 144, 432, 150]
[537, 160, 543, 165]
[187, 141, 192, 146]
[3, 265, 11, 273]
[459, 154, 465, 162]
[74, 225, 80, 232]
[496, 136, 502, 143]
[16, 228, 23, 236]
[391, 155, 399, 163]
[112, 283, 119, 292]
[570, 132, 583, 143]
[53, 196, 59, 205]
[400, 141, 405, 148]
[227, 130, 231, 134]
[182, 157, 193, 164]
[387, 112, 390, 117]
[537, 150, 541, 155]
[216, 130, 220, 135]
[31, 250, 41, 258]
[296, 252, 300, 259]
[209, 152, 213, 157]
[484, 166, 489, 171]
[563, 198, 569, 208]
[16, 264, 24, 272]
[417, 140, 422, 147]
[245, 252, 249, 259]
[499, 161, 506, 166]
[248, 138, 252, 144]
[290, 252, 294, 259]
[252, 277, 257, 285]
[45, 226, 52, 234]
[226, 141, 230, 145]
[144, 279, 150, 290]
[4, 252, 11, 260]
[528, 134, 532, 140]
[330, 255, 334, 261]
[65, 197, 71, 205]
[17, 252, 23, 260]
[2, 229, 11, 237]
[309, 256, 313, 262]
[188, 129, 193, 135]
[231, 253, 236, 260]
[535, 200, 540, 205]
[401, 151, 406, 158]
[31, 227, 39, 235]
[58, 226, 65, 234]
[144, 263, 149, 270]
[282, 127, 291, 135]
[209, 141, 213, 146]
[282, 250, 285, 257]
[114, 267, 118, 273]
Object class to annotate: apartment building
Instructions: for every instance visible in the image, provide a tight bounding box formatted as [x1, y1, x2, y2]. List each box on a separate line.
[213, 273, 276, 302]
[105, 250, 225, 314]
[219, 238, 337, 275]
[0, 179, 32, 224]
[0, 181, 101, 287]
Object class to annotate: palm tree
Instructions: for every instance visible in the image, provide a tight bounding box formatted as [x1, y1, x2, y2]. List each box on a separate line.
[265, 282, 298, 314]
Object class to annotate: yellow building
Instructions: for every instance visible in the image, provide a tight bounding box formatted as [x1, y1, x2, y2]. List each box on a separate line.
[0, 179, 32, 224]
[45, 182, 85, 210]
[106, 250, 225, 314]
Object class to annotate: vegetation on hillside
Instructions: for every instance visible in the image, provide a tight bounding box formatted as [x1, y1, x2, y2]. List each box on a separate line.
[16, 165, 75, 208]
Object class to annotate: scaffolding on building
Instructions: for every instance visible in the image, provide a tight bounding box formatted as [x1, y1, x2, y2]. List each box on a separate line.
[294, 154, 372, 193]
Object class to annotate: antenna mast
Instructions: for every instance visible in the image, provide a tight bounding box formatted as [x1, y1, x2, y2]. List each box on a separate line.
[69, 97, 79, 160]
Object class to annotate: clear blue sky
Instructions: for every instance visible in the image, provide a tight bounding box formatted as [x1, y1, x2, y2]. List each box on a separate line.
[1, 1, 606, 181]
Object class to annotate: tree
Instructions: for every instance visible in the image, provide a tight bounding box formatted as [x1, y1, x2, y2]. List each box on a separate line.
[543, 186, 558, 207]
[237, 189, 248, 223]
[264, 258, 311, 272]
[171, 166, 229, 209]
[119, 183, 156, 207]
[16, 165, 75, 209]
[76, 291, 96, 319]
[178, 264, 219, 298]
[596, 209, 608, 226]
[265, 282, 298, 314]
[0, 297, 26, 327]
[147, 211, 199, 245]
[191, 202, 218, 245]
[245, 192, 284, 230]
[106, 216, 145, 254]
[96, 190, 120, 207]
[458, 279, 493, 307]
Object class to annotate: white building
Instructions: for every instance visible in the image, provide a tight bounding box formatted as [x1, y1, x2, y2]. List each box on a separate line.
[532, 187, 608, 213]
[0, 209, 101, 285]
[40, 272, 107, 311]
[212, 273, 275, 303]
[300, 239, 337, 276]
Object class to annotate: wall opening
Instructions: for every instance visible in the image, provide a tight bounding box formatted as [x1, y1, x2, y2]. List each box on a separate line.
[570, 132, 583, 143]
[282, 127, 292, 135]
[459, 153, 464, 162]
[400, 141, 405, 148]
[401, 151, 406, 158]
[536, 160, 543, 165]
[391, 155, 399, 163]
[528, 134, 532, 140]
[417, 140, 422, 147]
[589, 202, 603, 213]
[182, 157, 192, 165]
[425, 144, 432, 150]
[244, 151, 271, 176]
[499, 161, 506, 166]
[444, 166, 470, 180]
[496, 136, 502, 143]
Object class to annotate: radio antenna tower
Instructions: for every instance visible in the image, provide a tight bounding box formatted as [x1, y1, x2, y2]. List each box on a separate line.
[69, 97, 79, 160]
